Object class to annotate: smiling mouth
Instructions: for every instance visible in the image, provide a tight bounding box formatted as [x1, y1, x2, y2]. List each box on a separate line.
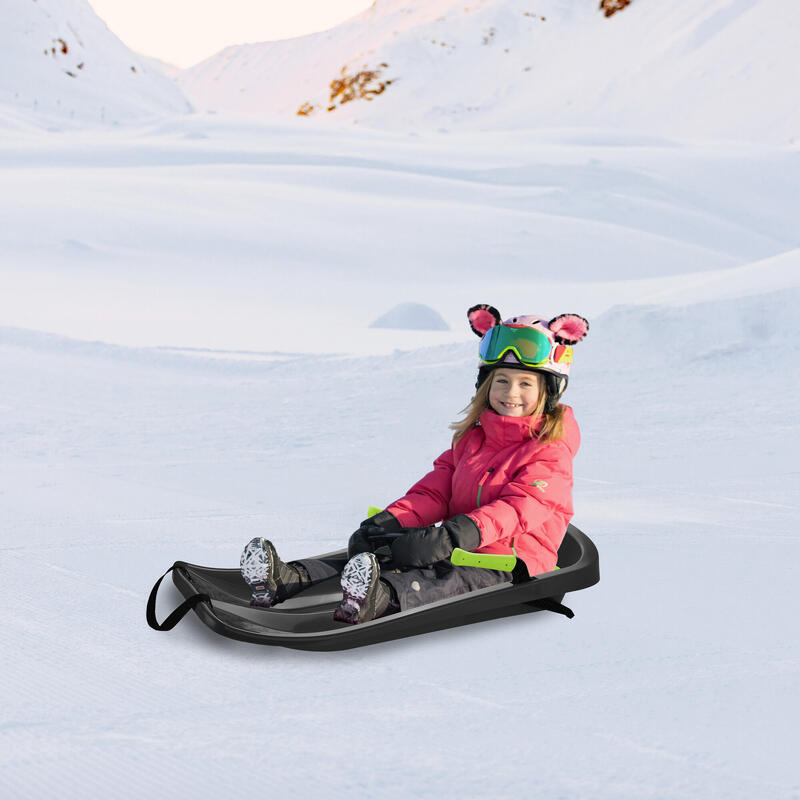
[501, 402, 522, 409]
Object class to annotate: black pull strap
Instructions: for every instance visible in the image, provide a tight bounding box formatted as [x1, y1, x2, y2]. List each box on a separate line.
[530, 597, 575, 619]
[146, 566, 210, 631]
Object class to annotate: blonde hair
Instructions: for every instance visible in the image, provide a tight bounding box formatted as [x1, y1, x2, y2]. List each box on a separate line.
[450, 370, 565, 444]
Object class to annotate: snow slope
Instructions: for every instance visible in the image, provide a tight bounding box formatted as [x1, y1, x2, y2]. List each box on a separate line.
[0, 0, 190, 127]
[1, 118, 797, 353]
[1, 117, 798, 798]
[178, 0, 800, 143]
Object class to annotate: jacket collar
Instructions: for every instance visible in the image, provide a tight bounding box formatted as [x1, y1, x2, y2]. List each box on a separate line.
[478, 408, 541, 447]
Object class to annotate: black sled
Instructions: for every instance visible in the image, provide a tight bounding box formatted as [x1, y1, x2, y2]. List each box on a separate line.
[147, 523, 599, 651]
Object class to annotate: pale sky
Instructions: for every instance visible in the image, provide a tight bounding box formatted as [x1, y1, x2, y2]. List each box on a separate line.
[88, 0, 374, 69]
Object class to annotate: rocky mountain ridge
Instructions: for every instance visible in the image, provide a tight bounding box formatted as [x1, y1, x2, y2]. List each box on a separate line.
[177, 0, 799, 144]
[1, 0, 190, 127]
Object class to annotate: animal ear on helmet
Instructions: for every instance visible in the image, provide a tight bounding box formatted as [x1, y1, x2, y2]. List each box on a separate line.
[468, 304, 502, 337]
[549, 314, 589, 345]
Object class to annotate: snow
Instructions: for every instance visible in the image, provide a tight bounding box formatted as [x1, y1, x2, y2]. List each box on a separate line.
[2, 117, 798, 799]
[2, 2, 800, 798]
[2, 118, 796, 355]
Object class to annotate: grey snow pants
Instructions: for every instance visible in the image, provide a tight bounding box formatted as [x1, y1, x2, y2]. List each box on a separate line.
[295, 555, 511, 612]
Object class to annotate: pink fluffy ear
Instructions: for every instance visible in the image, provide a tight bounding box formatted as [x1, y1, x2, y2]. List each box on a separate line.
[467, 304, 502, 337]
[549, 314, 589, 344]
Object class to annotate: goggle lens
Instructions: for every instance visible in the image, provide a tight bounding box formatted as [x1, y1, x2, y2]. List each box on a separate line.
[479, 325, 552, 366]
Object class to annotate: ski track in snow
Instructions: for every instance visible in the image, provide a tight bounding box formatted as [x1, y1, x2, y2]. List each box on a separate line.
[1, 121, 799, 799]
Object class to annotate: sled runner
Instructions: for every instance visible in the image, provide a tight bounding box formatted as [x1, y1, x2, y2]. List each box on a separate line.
[146, 523, 599, 651]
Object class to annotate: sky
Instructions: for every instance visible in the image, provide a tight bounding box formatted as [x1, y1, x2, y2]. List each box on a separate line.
[87, 0, 374, 68]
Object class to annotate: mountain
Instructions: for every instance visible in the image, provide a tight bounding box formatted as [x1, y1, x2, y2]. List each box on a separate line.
[0, 0, 191, 126]
[177, 0, 800, 144]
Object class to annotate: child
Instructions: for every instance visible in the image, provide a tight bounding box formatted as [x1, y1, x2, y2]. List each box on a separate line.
[240, 303, 589, 625]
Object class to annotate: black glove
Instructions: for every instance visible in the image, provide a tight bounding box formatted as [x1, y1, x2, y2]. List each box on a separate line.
[390, 514, 482, 568]
[348, 509, 403, 559]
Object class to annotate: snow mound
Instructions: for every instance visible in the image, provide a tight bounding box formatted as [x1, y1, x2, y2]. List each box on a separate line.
[582, 285, 800, 381]
[178, 0, 800, 144]
[631, 249, 800, 308]
[0, 0, 191, 126]
[369, 302, 450, 331]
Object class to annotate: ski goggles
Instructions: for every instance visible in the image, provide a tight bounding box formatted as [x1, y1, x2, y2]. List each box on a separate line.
[478, 324, 554, 367]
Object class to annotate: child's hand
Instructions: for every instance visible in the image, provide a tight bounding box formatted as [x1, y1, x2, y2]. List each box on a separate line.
[347, 510, 403, 559]
[390, 515, 481, 568]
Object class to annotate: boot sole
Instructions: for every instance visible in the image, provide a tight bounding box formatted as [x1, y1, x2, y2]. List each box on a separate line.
[334, 552, 379, 624]
[240, 537, 277, 607]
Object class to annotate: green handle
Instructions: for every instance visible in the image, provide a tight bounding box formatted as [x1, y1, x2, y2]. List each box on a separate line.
[450, 547, 517, 571]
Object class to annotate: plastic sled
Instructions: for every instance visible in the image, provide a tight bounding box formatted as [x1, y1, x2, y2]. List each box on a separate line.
[147, 523, 599, 651]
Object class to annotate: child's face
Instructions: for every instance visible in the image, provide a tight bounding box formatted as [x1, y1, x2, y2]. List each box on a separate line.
[488, 369, 541, 417]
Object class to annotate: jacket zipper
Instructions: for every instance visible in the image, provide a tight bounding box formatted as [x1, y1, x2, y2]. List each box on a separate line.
[476, 468, 495, 508]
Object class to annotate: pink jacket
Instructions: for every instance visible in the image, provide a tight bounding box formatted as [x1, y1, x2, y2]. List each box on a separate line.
[385, 406, 579, 576]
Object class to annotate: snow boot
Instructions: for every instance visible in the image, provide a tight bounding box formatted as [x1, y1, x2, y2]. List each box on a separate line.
[333, 552, 395, 624]
[240, 538, 310, 607]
